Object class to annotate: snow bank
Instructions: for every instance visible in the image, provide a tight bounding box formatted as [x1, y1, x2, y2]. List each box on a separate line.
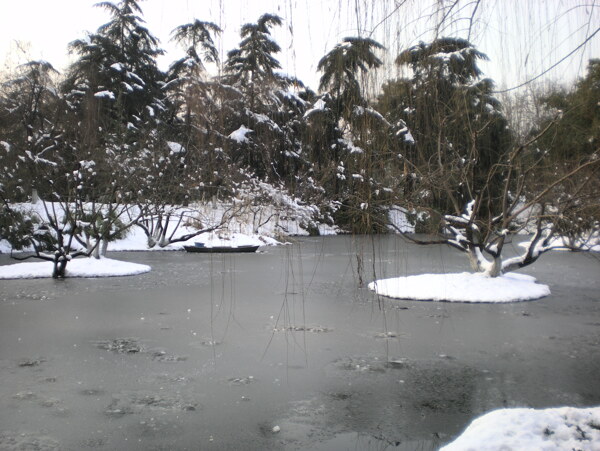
[108, 226, 278, 252]
[388, 206, 414, 233]
[0, 239, 12, 254]
[441, 406, 600, 451]
[0, 257, 151, 279]
[369, 272, 550, 303]
[197, 231, 274, 248]
[0, 192, 327, 255]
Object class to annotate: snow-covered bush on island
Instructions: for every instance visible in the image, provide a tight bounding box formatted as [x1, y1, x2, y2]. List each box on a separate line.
[0, 198, 133, 278]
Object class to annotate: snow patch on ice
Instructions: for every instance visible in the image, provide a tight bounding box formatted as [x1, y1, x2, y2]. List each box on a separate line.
[0, 257, 150, 279]
[369, 272, 550, 303]
[441, 406, 600, 451]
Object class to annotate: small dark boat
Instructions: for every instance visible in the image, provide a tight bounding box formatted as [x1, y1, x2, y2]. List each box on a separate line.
[183, 243, 260, 253]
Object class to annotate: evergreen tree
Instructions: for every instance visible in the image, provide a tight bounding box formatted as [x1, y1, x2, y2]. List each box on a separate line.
[168, 19, 221, 127]
[524, 59, 600, 245]
[378, 37, 512, 216]
[222, 13, 306, 182]
[166, 20, 223, 193]
[63, 0, 166, 160]
[535, 59, 600, 163]
[309, 36, 392, 232]
[223, 13, 283, 109]
[0, 61, 63, 201]
[317, 37, 384, 120]
[60, 0, 169, 219]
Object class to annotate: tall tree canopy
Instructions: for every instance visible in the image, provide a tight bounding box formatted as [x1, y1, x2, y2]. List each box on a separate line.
[378, 37, 512, 216]
[0, 61, 62, 200]
[224, 13, 284, 107]
[63, 0, 166, 144]
[317, 36, 384, 119]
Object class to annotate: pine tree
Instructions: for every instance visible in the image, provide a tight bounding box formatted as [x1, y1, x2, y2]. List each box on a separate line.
[168, 19, 221, 126]
[61, 0, 170, 219]
[524, 59, 600, 245]
[535, 59, 600, 163]
[165, 20, 223, 194]
[378, 37, 512, 216]
[224, 13, 283, 110]
[222, 13, 305, 182]
[309, 36, 392, 232]
[317, 37, 384, 120]
[63, 0, 166, 153]
[0, 61, 63, 201]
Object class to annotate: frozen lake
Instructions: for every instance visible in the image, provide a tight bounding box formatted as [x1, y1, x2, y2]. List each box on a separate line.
[1, 235, 599, 450]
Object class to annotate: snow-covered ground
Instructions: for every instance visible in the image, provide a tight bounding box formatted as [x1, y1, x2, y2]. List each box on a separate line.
[0, 187, 339, 255]
[518, 234, 600, 252]
[441, 406, 600, 451]
[387, 205, 416, 233]
[369, 272, 550, 303]
[108, 227, 279, 252]
[0, 192, 338, 278]
[0, 257, 150, 279]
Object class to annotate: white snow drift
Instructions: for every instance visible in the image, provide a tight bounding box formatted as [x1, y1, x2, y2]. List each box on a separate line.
[369, 272, 550, 303]
[0, 257, 150, 279]
[441, 406, 600, 451]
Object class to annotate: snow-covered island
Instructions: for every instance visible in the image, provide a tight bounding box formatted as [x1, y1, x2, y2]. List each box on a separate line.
[0, 256, 151, 279]
[369, 272, 551, 303]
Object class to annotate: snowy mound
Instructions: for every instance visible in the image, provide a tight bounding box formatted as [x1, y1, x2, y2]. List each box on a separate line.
[107, 228, 279, 252]
[441, 406, 600, 450]
[0, 257, 151, 279]
[193, 231, 277, 248]
[368, 272, 550, 303]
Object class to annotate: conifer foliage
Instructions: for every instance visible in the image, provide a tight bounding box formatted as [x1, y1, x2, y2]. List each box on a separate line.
[378, 37, 512, 216]
[0, 3, 598, 277]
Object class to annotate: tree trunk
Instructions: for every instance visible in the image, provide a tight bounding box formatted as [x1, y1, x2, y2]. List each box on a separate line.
[92, 242, 101, 259]
[467, 250, 482, 272]
[100, 238, 109, 257]
[147, 236, 157, 248]
[87, 237, 95, 256]
[52, 257, 68, 279]
[467, 248, 503, 277]
[487, 257, 502, 277]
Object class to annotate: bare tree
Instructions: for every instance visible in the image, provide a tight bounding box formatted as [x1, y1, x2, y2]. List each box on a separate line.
[395, 121, 599, 277]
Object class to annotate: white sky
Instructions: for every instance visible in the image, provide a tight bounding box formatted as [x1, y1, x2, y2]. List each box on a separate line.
[1, 0, 599, 92]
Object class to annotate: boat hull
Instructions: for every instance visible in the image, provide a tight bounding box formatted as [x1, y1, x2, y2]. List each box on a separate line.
[183, 245, 260, 253]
